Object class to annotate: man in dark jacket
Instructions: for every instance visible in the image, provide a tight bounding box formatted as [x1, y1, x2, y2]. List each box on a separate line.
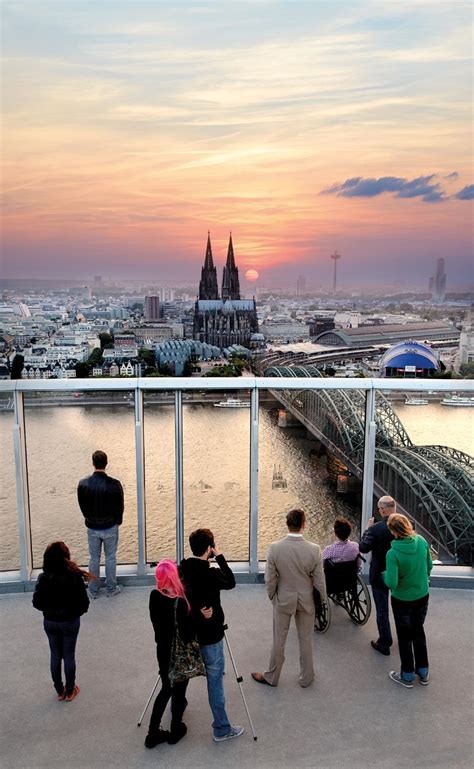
[77, 450, 124, 598]
[180, 528, 244, 743]
[359, 495, 395, 655]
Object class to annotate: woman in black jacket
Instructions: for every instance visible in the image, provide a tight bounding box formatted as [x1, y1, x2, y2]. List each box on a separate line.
[146, 559, 195, 749]
[33, 541, 91, 702]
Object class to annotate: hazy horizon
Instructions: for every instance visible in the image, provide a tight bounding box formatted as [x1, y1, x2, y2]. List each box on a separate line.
[1, 1, 473, 287]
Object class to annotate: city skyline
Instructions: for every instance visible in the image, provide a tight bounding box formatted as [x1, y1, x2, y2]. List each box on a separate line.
[1, 1, 473, 286]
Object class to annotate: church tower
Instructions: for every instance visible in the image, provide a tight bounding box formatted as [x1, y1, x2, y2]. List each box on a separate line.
[198, 233, 219, 300]
[221, 233, 241, 300]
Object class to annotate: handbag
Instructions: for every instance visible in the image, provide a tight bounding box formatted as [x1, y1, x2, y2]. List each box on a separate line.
[168, 599, 205, 686]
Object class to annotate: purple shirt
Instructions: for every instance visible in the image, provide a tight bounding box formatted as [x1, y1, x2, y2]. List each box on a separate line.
[322, 540, 361, 571]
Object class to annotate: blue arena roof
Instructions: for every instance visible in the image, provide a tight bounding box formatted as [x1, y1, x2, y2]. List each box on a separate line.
[380, 340, 439, 371]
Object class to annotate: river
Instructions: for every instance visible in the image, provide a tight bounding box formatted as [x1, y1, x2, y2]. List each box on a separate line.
[0, 394, 472, 571]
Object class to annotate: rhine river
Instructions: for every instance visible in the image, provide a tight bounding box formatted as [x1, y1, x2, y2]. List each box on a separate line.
[0, 397, 472, 571]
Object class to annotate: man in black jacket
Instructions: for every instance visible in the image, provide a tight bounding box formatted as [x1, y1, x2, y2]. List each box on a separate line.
[359, 495, 395, 655]
[180, 528, 244, 743]
[77, 450, 124, 598]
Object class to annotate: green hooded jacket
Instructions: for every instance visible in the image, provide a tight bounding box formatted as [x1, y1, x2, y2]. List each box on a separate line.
[382, 535, 432, 601]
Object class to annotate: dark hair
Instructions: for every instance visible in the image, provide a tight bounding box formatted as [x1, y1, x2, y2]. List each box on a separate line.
[43, 541, 94, 581]
[92, 450, 108, 470]
[334, 517, 352, 541]
[189, 528, 215, 556]
[286, 509, 306, 532]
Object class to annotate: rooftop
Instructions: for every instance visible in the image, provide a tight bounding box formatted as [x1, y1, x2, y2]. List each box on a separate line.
[2, 584, 473, 769]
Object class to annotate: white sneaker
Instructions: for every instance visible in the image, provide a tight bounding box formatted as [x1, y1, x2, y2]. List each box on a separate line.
[213, 726, 244, 742]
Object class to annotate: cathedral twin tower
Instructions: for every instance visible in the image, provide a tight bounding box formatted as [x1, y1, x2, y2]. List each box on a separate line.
[199, 232, 241, 301]
[193, 233, 258, 349]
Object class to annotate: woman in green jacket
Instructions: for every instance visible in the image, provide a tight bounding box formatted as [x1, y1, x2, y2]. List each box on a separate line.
[382, 514, 433, 689]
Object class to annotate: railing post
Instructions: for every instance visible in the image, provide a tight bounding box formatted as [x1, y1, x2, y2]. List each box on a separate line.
[134, 386, 147, 577]
[175, 390, 185, 563]
[12, 390, 33, 581]
[361, 386, 376, 573]
[249, 386, 259, 574]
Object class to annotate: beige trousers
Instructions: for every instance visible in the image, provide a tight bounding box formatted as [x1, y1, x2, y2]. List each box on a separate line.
[263, 605, 315, 687]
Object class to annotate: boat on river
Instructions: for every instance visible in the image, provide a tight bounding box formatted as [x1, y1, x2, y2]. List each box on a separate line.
[214, 398, 250, 408]
[405, 397, 429, 406]
[441, 395, 474, 407]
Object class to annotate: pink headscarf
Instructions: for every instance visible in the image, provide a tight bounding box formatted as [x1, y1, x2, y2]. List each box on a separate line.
[155, 559, 190, 611]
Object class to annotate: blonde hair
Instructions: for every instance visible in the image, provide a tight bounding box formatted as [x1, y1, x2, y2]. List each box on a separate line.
[387, 513, 414, 539]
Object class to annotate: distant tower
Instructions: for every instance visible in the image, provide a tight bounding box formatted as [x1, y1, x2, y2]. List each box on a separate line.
[198, 233, 219, 300]
[434, 258, 446, 303]
[222, 232, 241, 300]
[144, 295, 162, 320]
[296, 275, 306, 296]
[330, 251, 342, 292]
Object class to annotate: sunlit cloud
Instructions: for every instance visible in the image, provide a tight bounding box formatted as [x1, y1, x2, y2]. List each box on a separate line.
[1, 0, 472, 284]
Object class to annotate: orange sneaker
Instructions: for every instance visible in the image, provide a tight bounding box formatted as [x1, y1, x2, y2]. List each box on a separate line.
[65, 685, 80, 702]
[57, 689, 66, 701]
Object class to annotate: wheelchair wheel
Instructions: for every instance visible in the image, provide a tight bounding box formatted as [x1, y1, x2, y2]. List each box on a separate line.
[344, 576, 372, 626]
[314, 598, 331, 633]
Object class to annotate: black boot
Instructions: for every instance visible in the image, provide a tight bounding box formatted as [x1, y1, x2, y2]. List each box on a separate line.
[145, 728, 170, 748]
[168, 722, 187, 745]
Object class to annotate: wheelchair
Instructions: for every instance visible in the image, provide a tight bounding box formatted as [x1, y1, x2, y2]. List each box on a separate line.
[314, 557, 371, 633]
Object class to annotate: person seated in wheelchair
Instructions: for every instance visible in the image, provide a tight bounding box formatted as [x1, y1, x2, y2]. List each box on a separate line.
[322, 518, 362, 595]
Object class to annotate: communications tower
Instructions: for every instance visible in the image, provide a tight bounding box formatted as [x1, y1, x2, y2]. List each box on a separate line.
[330, 251, 342, 292]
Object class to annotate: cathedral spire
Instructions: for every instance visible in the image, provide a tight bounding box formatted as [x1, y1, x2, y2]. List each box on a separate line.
[222, 232, 240, 300]
[204, 231, 214, 270]
[199, 232, 219, 300]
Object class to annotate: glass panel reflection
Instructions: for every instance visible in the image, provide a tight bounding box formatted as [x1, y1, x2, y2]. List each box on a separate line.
[0, 394, 19, 571]
[143, 391, 176, 563]
[258, 388, 364, 560]
[183, 389, 250, 561]
[24, 391, 138, 568]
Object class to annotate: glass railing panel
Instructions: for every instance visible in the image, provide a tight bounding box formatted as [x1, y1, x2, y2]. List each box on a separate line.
[380, 386, 473, 566]
[257, 386, 365, 560]
[0, 394, 19, 571]
[143, 390, 176, 563]
[183, 388, 250, 561]
[23, 390, 138, 569]
[388, 387, 474, 455]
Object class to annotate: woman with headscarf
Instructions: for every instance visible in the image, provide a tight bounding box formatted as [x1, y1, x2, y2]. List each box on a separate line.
[33, 541, 91, 701]
[382, 514, 433, 688]
[146, 559, 196, 748]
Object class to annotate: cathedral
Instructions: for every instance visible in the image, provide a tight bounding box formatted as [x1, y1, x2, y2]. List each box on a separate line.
[193, 233, 258, 349]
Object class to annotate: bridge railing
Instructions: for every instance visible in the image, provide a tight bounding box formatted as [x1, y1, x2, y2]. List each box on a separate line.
[0, 377, 472, 584]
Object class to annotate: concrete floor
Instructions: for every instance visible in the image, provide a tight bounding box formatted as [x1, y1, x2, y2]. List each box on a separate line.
[1, 585, 473, 769]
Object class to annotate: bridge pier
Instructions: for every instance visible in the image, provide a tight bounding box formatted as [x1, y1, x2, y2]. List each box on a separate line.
[277, 408, 301, 427]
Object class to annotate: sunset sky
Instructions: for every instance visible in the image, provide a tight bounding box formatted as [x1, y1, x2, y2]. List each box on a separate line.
[1, 0, 473, 288]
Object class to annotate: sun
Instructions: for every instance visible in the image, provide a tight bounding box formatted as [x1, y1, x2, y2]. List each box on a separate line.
[245, 269, 259, 282]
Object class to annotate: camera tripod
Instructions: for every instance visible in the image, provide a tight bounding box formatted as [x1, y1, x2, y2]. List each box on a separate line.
[137, 626, 257, 740]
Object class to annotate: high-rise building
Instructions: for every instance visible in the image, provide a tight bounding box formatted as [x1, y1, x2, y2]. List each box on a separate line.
[429, 258, 446, 303]
[144, 295, 163, 320]
[296, 275, 306, 296]
[193, 233, 258, 348]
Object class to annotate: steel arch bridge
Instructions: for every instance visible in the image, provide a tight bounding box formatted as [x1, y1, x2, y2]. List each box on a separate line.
[264, 364, 473, 565]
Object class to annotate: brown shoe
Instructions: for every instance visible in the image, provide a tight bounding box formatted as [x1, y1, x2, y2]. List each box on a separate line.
[65, 685, 80, 702]
[251, 672, 273, 686]
[57, 689, 66, 701]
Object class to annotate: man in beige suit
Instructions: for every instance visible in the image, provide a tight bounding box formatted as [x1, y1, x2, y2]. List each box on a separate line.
[252, 509, 327, 688]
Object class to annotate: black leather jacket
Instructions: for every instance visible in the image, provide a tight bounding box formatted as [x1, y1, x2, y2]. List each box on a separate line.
[77, 471, 124, 529]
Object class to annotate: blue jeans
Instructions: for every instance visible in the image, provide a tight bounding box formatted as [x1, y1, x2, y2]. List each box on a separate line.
[44, 618, 80, 696]
[87, 525, 119, 594]
[371, 583, 393, 650]
[200, 640, 231, 738]
[392, 595, 429, 681]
